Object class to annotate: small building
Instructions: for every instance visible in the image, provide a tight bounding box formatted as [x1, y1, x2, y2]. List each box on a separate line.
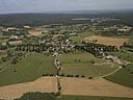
[24, 26, 31, 29]
[8, 35, 22, 46]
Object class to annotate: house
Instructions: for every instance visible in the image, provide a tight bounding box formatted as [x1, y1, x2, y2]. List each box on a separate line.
[24, 26, 31, 29]
[8, 35, 22, 46]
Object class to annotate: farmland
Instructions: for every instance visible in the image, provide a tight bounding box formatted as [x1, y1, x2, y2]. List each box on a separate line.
[60, 77, 133, 98]
[105, 64, 133, 88]
[0, 77, 133, 99]
[84, 35, 129, 48]
[0, 53, 56, 86]
[59, 52, 119, 77]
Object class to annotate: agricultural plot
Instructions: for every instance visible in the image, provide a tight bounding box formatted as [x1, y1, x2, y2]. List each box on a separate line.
[60, 77, 133, 98]
[0, 53, 56, 86]
[84, 35, 128, 48]
[0, 77, 58, 100]
[105, 64, 133, 88]
[59, 52, 119, 77]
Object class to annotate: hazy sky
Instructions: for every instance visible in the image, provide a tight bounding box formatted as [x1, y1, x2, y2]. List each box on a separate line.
[0, 0, 133, 14]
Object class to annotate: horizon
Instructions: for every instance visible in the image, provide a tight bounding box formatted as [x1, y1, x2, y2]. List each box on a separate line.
[0, 0, 133, 14]
[0, 9, 133, 15]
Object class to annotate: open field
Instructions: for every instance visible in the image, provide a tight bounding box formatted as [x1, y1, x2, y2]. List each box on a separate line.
[59, 52, 119, 77]
[105, 64, 133, 88]
[84, 35, 129, 48]
[60, 77, 133, 98]
[0, 53, 56, 86]
[0, 77, 58, 100]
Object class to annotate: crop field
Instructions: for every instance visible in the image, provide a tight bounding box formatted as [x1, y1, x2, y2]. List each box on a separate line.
[0, 77, 58, 100]
[105, 64, 133, 88]
[59, 52, 119, 77]
[60, 77, 133, 98]
[0, 53, 56, 86]
[84, 35, 128, 48]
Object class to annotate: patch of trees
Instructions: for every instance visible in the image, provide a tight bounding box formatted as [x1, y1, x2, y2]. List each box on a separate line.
[16, 44, 48, 52]
[59, 73, 92, 79]
[15, 92, 57, 100]
[0, 45, 7, 50]
[123, 43, 133, 49]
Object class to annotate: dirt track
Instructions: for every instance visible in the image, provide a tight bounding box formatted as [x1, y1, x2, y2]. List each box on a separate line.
[60, 77, 133, 98]
[0, 77, 58, 100]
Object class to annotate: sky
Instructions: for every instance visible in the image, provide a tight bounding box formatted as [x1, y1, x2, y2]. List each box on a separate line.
[0, 0, 133, 14]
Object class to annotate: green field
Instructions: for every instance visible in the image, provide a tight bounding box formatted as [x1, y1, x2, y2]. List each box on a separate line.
[0, 53, 56, 86]
[105, 64, 133, 88]
[16, 93, 133, 100]
[59, 52, 119, 77]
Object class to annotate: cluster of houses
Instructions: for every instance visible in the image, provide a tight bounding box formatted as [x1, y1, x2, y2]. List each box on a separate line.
[0, 26, 30, 52]
[16, 34, 75, 54]
[75, 42, 118, 57]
